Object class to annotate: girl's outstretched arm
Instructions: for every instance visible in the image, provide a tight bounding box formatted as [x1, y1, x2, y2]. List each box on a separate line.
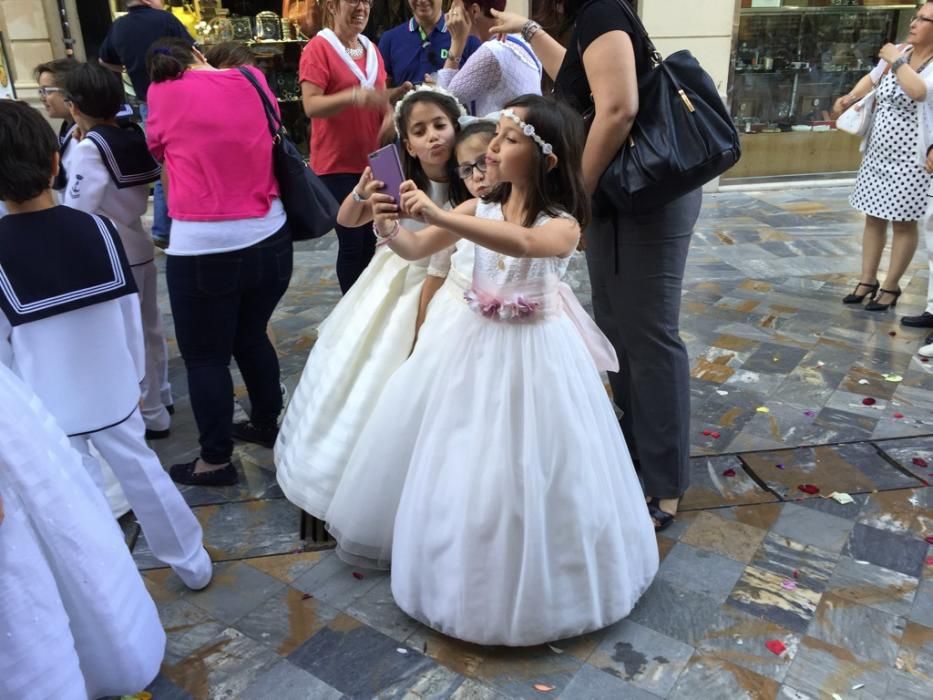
[372, 184, 468, 260]
[400, 186, 579, 259]
[336, 167, 384, 228]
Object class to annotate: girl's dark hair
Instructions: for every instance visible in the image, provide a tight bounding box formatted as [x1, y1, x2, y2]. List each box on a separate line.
[63, 63, 124, 120]
[534, 0, 635, 36]
[449, 121, 496, 205]
[396, 90, 464, 205]
[487, 94, 589, 229]
[147, 37, 197, 84]
[0, 101, 60, 203]
[205, 42, 256, 69]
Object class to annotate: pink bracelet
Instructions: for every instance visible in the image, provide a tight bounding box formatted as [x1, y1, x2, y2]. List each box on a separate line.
[374, 220, 400, 241]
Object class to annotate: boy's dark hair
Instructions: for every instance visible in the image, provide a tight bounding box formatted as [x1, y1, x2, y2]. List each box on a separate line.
[63, 63, 125, 120]
[205, 42, 256, 69]
[449, 120, 495, 205]
[467, 0, 507, 18]
[487, 94, 590, 229]
[396, 90, 463, 206]
[147, 37, 197, 84]
[33, 57, 80, 85]
[0, 101, 60, 204]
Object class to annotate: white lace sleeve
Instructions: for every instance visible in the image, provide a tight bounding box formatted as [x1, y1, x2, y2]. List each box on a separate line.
[427, 245, 455, 277]
[437, 44, 502, 114]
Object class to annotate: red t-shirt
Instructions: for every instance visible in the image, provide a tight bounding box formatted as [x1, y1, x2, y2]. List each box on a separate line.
[299, 36, 387, 175]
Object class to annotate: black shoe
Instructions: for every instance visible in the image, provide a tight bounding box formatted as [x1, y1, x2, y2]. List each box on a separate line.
[145, 427, 171, 440]
[232, 420, 278, 449]
[901, 311, 933, 328]
[169, 459, 238, 487]
[166, 404, 175, 416]
[842, 280, 879, 304]
[926, 332, 933, 346]
[865, 287, 901, 311]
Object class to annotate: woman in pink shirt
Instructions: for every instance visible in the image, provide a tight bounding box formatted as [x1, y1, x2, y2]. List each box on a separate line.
[145, 38, 292, 487]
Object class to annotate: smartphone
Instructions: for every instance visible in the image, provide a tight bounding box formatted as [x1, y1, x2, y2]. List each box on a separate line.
[367, 143, 404, 205]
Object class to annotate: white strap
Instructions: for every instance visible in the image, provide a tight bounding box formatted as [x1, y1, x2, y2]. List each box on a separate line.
[318, 29, 379, 89]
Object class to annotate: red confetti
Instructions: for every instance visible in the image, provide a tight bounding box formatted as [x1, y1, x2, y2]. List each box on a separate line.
[889, 331, 897, 337]
[926, 536, 933, 545]
[710, 431, 721, 439]
[351, 571, 365, 580]
[765, 640, 787, 656]
[301, 593, 313, 600]
[921, 479, 930, 487]
[862, 397, 876, 406]
[722, 468, 736, 477]
[928, 557, 933, 566]
[792, 569, 799, 579]
[702, 429, 712, 436]
[893, 412, 905, 419]
[922, 357, 930, 363]
[798, 484, 820, 495]
[912, 457, 929, 468]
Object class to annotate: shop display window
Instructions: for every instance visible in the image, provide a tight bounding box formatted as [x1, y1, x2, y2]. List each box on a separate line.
[727, 0, 915, 180]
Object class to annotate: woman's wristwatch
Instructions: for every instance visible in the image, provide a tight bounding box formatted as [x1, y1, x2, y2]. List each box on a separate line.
[892, 55, 910, 73]
[521, 20, 541, 43]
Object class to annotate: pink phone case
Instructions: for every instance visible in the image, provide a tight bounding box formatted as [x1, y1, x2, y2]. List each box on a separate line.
[367, 144, 405, 204]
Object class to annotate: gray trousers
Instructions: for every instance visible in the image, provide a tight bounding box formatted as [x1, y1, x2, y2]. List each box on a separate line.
[585, 188, 702, 499]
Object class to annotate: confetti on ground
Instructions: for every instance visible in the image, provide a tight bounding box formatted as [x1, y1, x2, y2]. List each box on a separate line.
[781, 579, 797, 590]
[702, 429, 711, 436]
[765, 640, 786, 656]
[722, 468, 736, 477]
[804, 410, 815, 417]
[816, 361, 825, 367]
[883, 373, 903, 382]
[926, 536, 933, 545]
[533, 684, 555, 693]
[922, 357, 930, 363]
[716, 389, 729, 396]
[894, 412, 905, 419]
[912, 457, 929, 468]
[798, 484, 820, 495]
[829, 491, 855, 505]
[396, 648, 408, 654]
[858, 378, 870, 385]
[301, 593, 313, 600]
[776, 463, 785, 469]
[852, 684, 865, 691]
[831, 694, 843, 700]
[889, 331, 897, 337]
[352, 571, 365, 580]
[792, 569, 799, 578]
[927, 557, 933, 566]
[548, 644, 564, 655]
[756, 406, 770, 413]
[861, 397, 876, 406]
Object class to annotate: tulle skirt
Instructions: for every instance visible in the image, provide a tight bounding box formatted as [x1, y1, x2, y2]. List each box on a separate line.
[325, 290, 659, 646]
[275, 246, 429, 517]
[0, 366, 164, 699]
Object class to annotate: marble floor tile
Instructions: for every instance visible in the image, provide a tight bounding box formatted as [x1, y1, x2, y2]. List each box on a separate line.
[791, 492, 867, 521]
[856, 488, 933, 539]
[374, 665, 479, 699]
[827, 556, 920, 617]
[181, 560, 286, 626]
[291, 550, 384, 609]
[842, 523, 930, 578]
[695, 606, 800, 683]
[680, 455, 778, 511]
[239, 659, 342, 700]
[910, 580, 933, 627]
[151, 596, 228, 665]
[561, 664, 664, 699]
[720, 503, 785, 532]
[806, 593, 906, 665]
[894, 620, 933, 684]
[345, 577, 424, 643]
[740, 443, 918, 500]
[145, 673, 194, 699]
[770, 503, 856, 554]
[242, 550, 327, 584]
[667, 654, 780, 700]
[657, 542, 747, 603]
[587, 619, 694, 696]
[465, 645, 587, 700]
[233, 585, 341, 655]
[628, 578, 725, 646]
[679, 511, 769, 564]
[288, 614, 437, 697]
[783, 636, 890, 700]
[886, 668, 933, 700]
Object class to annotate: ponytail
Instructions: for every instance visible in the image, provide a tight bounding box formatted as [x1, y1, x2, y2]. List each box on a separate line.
[147, 38, 196, 84]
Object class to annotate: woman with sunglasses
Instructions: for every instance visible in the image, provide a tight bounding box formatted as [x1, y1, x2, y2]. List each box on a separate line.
[834, 4, 933, 314]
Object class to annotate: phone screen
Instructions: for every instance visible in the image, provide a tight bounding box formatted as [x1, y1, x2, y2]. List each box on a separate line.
[367, 143, 405, 205]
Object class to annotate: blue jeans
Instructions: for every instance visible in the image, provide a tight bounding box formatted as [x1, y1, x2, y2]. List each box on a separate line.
[139, 102, 171, 242]
[166, 225, 293, 463]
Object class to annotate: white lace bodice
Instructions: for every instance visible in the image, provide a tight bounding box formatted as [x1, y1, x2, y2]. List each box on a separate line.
[437, 35, 543, 116]
[471, 201, 574, 295]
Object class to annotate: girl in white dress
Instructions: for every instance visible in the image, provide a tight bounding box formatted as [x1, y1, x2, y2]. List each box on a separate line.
[326, 95, 659, 646]
[275, 86, 467, 518]
[0, 363, 164, 699]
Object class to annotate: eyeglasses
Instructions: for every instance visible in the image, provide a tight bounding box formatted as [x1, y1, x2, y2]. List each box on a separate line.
[37, 86, 64, 97]
[457, 159, 488, 179]
[912, 14, 933, 24]
[342, 0, 373, 7]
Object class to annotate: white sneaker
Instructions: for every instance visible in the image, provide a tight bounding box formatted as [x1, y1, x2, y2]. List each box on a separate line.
[918, 342, 933, 358]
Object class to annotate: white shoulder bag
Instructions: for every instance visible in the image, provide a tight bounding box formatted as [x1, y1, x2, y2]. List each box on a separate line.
[836, 89, 876, 138]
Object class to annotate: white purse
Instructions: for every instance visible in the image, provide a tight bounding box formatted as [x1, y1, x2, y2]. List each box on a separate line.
[836, 89, 876, 137]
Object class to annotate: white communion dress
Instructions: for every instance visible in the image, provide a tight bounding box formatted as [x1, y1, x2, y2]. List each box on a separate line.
[325, 201, 659, 646]
[275, 181, 451, 518]
[0, 363, 164, 699]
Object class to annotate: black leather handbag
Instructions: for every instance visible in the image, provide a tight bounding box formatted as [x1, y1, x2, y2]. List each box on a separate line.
[585, 0, 741, 213]
[238, 67, 338, 241]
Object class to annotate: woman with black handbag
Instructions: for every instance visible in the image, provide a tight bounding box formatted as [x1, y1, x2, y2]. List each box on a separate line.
[491, 0, 703, 531]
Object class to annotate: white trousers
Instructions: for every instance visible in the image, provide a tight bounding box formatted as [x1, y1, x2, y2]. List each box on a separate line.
[132, 261, 172, 431]
[70, 409, 211, 589]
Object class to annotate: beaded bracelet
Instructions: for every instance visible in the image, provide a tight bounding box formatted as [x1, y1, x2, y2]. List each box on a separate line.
[521, 20, 541, 43]
[374, 220, 400, 241]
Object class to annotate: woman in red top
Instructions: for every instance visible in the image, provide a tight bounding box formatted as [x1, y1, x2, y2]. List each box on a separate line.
[301, 0, 399, 292]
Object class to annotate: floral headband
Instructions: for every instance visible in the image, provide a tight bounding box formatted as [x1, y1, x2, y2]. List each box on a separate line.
[500, 108, 553, 155]
[394, 84, 467, 133]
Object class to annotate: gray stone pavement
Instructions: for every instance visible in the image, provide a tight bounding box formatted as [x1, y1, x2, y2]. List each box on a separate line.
[135, 187, 932, 699]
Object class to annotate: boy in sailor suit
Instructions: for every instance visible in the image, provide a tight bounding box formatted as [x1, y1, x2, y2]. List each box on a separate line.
[62, 62, 173, 440]
[0, 100, 212, 591]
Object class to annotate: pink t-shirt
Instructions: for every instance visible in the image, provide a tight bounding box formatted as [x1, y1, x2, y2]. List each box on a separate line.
[300, 36, 387, 175]
[146, 66, 280, 221]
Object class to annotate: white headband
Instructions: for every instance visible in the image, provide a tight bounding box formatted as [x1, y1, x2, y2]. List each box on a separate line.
[500, 108, 553, 155]
[458, 111, 501, 127]
[394, 84, 467, 134]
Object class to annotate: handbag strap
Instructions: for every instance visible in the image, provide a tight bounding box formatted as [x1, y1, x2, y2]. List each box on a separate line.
[236, 67, 284, 140]
[605, 0, 663, 66]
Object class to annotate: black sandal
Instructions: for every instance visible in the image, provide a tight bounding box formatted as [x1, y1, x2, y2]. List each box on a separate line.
[647, 497, 676, 532]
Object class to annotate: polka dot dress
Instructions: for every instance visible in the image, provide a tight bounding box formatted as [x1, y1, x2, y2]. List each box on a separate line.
[850, 69, 932, 222]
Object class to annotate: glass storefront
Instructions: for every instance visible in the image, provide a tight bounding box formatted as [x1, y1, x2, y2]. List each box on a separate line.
[725, 0, 916, 182]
